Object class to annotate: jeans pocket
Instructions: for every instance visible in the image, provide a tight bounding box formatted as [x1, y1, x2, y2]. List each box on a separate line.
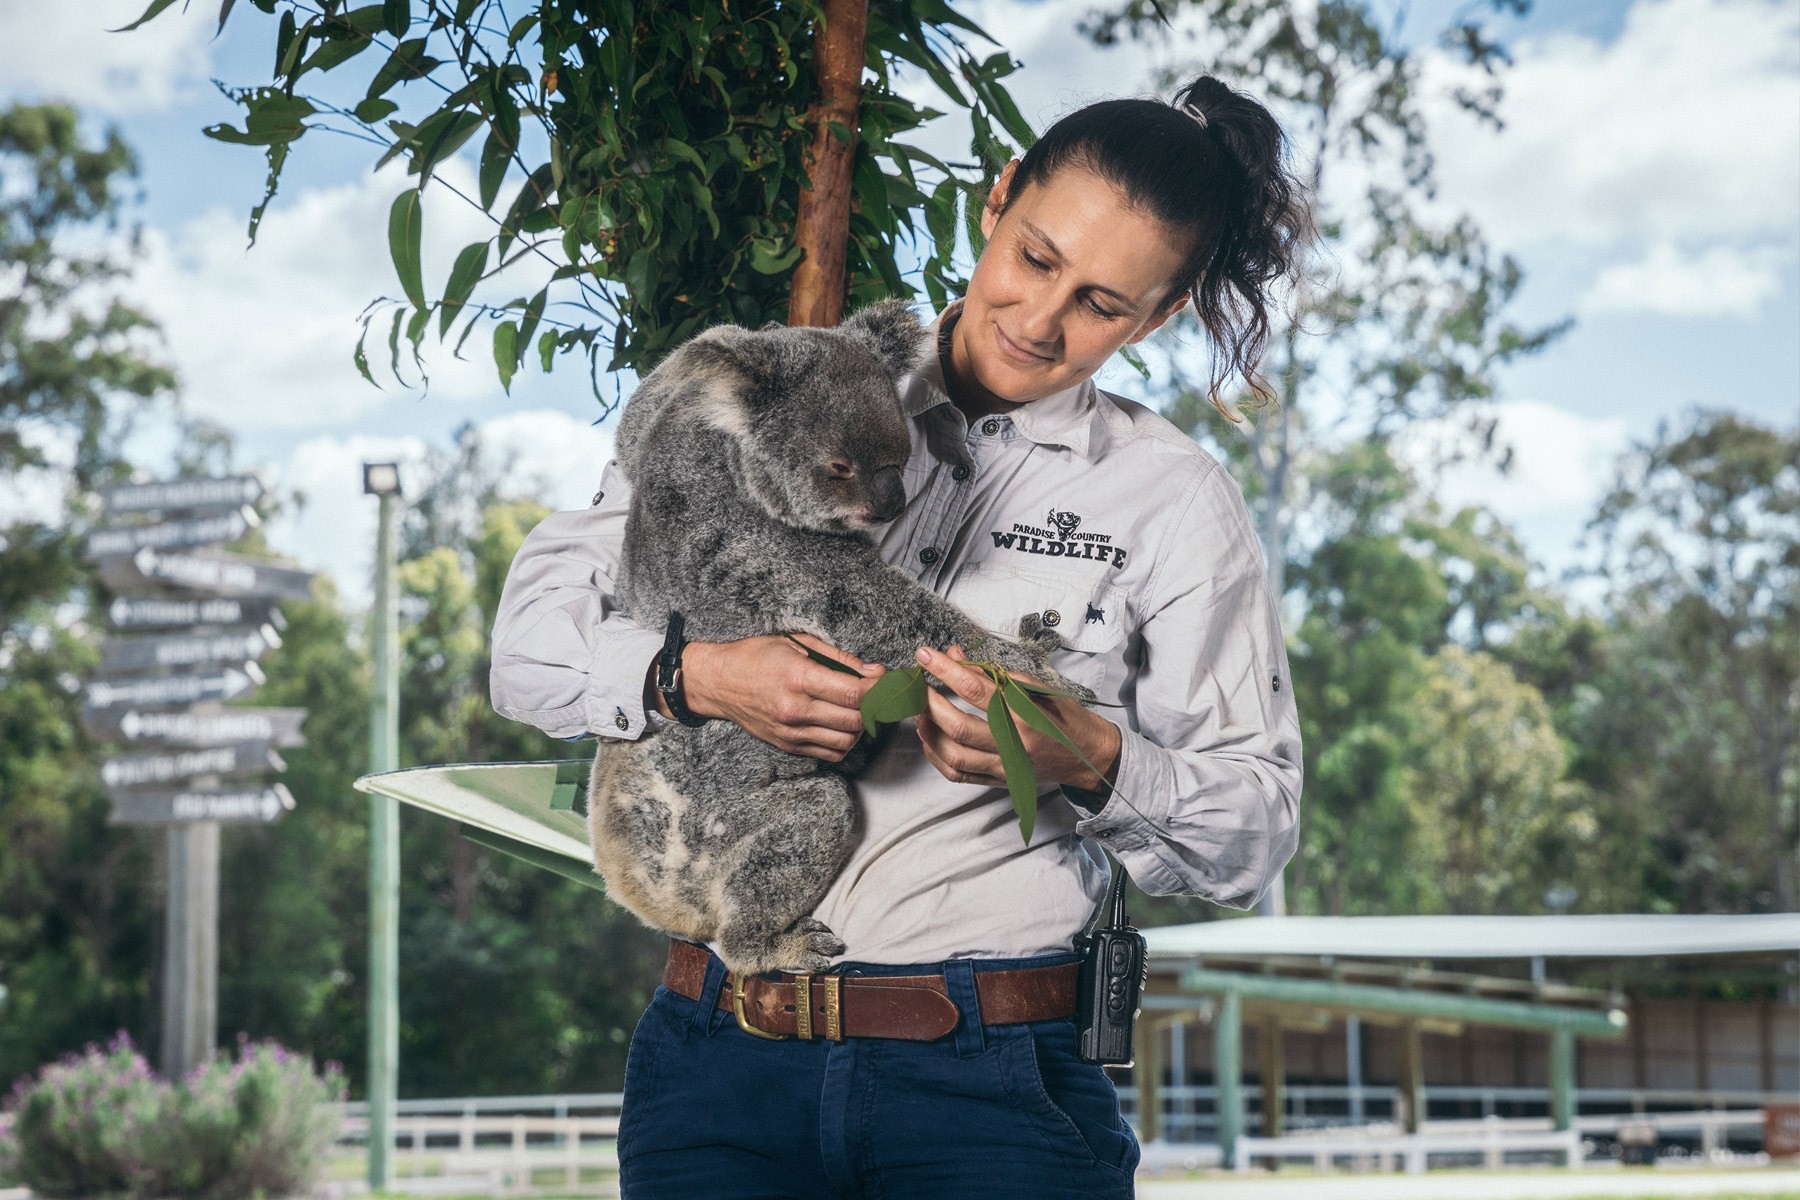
[617, 989, 678, 1158]
[1004, 1022, 1140, 1176]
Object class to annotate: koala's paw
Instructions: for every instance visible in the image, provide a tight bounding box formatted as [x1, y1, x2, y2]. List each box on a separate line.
[770, 917, 846, 974]
[983, 631, 1097, 706]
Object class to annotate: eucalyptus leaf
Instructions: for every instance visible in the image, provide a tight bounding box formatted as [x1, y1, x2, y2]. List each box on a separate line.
[111, 0, 180, 32]
[387, 190, 424, 308]
[988, 687, 1037, 843]
[782, 634, 860, 676]
[859, 664, 928, 737]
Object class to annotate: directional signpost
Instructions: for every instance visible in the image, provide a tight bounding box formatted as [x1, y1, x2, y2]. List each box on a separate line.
[83, 474, 312, 1079]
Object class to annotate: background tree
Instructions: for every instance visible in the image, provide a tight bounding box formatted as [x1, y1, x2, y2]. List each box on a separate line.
[128, 0, 1035, 395]
[1088, 0, 1566, 600]
[1577, 412, 1799, 913]
[0, 103, 175, 1083]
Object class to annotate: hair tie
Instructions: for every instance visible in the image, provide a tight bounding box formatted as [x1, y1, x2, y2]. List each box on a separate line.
[1181, 101, 1209, 130]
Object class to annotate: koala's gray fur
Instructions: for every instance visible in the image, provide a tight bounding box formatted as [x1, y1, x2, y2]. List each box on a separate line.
[587, 300, 1089, 976]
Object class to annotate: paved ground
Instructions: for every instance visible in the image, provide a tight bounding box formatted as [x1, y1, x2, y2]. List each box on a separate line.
[1136, 1167, 1800, 1199]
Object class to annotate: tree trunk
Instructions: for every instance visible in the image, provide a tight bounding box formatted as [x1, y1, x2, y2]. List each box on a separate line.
[787, 0, 868, 328]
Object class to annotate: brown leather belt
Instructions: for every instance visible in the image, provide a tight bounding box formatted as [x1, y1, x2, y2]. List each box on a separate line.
[662, 938, 1078, 1042]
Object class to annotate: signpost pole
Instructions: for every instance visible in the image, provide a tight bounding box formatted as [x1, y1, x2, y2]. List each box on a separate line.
[366, 471, 401, 1192]
[159, 822, 218, 1078]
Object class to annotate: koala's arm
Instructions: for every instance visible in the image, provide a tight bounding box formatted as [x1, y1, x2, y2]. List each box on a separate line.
[736, 531, 1039, 673]
[488, 460, 667, 741]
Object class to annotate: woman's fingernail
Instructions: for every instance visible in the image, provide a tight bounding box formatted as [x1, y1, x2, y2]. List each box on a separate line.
[915, 648, 932, 664]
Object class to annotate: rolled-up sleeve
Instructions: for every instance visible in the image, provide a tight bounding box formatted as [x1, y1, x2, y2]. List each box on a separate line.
[1073, 462, 1303, 908]
[489, 461, 666, 741]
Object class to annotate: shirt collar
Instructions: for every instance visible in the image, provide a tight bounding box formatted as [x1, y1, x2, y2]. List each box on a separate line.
[899, 303, 1111, 461]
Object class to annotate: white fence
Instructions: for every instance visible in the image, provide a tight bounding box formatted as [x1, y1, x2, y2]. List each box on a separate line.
[337, 1099, 625, 1195]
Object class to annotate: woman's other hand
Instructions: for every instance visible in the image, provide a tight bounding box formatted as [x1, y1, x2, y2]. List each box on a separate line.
[673, 634, 884, 761]
[913, 645, 1121, 794]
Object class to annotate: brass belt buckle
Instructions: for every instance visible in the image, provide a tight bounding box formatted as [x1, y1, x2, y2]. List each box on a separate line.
[727, 972, 789, 1040]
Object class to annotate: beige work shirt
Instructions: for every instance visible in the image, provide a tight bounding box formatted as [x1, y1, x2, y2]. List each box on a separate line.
[490, 333, 1302, 964]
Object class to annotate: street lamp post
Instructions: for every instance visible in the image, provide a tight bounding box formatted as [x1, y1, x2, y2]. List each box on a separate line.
[362, 461, 401, 1192]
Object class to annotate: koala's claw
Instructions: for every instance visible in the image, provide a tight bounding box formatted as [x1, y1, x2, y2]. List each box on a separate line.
[770, 917, 846, 974]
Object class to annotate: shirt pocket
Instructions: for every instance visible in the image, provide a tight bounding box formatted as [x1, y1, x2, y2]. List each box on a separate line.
[946, 560, 1128, 656]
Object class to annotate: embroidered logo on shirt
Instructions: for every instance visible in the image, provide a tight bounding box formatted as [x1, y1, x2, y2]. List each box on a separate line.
[988, 509, 1128, 570]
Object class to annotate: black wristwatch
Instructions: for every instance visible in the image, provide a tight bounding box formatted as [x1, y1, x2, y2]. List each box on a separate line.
[656, 612, 710, 728]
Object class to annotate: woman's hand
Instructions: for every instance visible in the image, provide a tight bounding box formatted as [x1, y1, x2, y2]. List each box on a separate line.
[913, 645, 1121, 794]
[665, 634, 885, 761]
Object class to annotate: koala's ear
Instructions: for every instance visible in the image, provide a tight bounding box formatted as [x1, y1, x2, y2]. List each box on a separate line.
[840, 299, 932, 378]
[674, 325, 762, 437]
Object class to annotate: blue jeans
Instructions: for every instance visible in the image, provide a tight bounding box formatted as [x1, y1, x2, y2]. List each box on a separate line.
[617, 947, 1140, 1198]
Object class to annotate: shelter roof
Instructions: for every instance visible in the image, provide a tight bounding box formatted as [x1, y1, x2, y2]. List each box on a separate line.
[1143, 913, 1800, 961]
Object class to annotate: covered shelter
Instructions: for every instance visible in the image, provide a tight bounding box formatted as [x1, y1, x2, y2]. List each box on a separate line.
[1138, 913, 1800, 1165]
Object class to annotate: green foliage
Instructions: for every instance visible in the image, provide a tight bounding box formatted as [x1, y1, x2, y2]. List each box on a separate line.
[0, 103, 168, 1089]
[1574, 411, 1800, 912]
[1282, 440, 1594, 916]
[6, 1034, 342, 1200]
[0, 104, 174, 488]
[137, 0, 1031, 402]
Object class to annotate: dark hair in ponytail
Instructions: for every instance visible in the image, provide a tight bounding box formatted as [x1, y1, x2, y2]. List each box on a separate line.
[1003, 76, 1314, 413]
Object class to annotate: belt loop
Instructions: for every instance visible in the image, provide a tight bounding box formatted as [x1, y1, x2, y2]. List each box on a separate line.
[943, 960, 984, 1057]
[692, 947, 729, 1036]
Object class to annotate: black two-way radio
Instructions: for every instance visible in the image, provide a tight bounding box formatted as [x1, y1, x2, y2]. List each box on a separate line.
[1074, 855, 1148, 1066]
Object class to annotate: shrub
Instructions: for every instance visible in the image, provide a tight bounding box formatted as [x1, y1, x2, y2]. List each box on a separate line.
[0, 1109, 20, 1186]
[4, 1033, 344, 1199]
[7, 1034, 164, 1197]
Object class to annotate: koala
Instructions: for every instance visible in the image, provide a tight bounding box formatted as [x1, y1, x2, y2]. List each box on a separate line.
[587, 300, 1091, 976]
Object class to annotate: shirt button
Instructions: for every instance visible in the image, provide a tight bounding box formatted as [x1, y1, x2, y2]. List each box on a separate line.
[919, 547, 941, 566]
[951, 463, 971, 483]
[1042, 609, 1062, 628]
[614, 713, 630, 731]
[980, 419, 1001, 436]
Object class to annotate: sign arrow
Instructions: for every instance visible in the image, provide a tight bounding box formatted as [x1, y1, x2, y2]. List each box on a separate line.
[86, 506, 261, 558]
[106, 595, 286, 632]
[100, 625, 281, 675]
[85, 664, 265, 710]
[107, 782, 296, 826]
[102, 475, 266, 516]
[83, 705, 307, 748]
[101, 743, 284, 789]
[103, 547, 315, 601]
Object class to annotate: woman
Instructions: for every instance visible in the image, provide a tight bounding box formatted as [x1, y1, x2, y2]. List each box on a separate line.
[491, 75, 1309, 1198]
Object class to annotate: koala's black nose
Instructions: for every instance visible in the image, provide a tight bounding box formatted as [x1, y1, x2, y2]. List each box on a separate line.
[868, 465, 906, 523]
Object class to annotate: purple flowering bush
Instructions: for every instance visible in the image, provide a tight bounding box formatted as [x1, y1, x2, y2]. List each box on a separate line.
[4, 1033, 344, 1198]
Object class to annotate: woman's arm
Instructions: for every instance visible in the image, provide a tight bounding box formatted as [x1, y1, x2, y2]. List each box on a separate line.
[489, 461, 667, 740]
[913, 460, 1302, 909]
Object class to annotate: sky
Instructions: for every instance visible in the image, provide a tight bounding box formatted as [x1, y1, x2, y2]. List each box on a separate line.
[0, 0, 1795, 609]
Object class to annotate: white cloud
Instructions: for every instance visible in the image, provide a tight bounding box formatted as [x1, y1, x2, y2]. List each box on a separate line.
[263, 433, 434, 610]
[131, 159, 518, 430]
[477, 410, 616, 512]
[1399, 398, 1633, 575]
[262, 411, 612, 609]
[1583, 241, 1789, 317]
[0, 0, 215, 114]
[1423, 0, 1800, 252]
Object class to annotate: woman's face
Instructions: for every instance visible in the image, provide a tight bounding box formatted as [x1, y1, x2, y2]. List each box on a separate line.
[948, 161, 1191, 415]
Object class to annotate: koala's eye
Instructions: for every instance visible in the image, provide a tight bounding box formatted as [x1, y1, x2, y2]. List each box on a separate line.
[825, 459, 855, 479]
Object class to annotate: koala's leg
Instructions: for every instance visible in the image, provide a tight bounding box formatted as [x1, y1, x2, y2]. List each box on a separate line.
[713, 774, 855, 975]
[587, 741, 717, 943]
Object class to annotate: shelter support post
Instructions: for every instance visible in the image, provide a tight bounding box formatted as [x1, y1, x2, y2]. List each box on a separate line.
[1550, 1026, 1576, 1131]
[1215, 988, 1243, 1168]
[1398, 1021, 1424, 1134]
[1258, 1017, 1285, 1137]
[1134, 1013, 1161, 1143]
